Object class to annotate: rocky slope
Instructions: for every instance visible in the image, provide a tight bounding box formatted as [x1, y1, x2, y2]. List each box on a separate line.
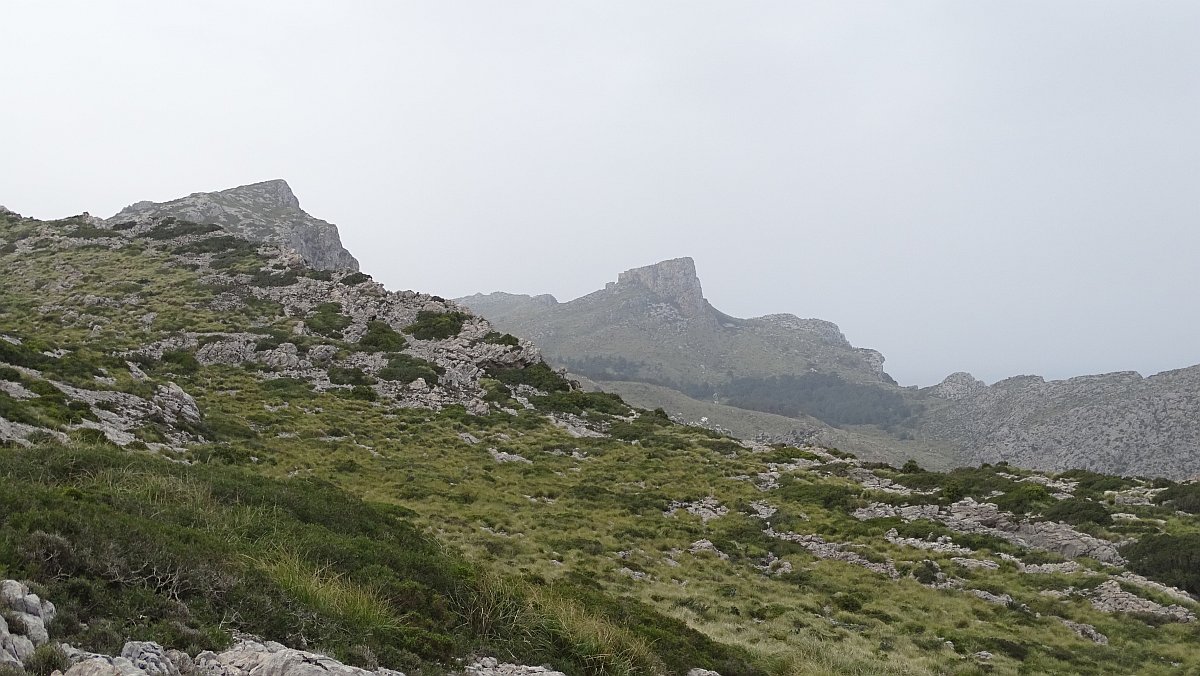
[109, 180, 359, 271]
[463, 258, 1200, 479]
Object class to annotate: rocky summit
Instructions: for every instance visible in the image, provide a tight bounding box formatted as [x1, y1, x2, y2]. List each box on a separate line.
[109, 180, 360, 271]
[2, 187, 1200, 675]
[463, 258, 1200, 480]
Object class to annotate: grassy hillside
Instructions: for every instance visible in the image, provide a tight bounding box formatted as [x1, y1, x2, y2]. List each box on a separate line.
[2, 209, 1200, 675]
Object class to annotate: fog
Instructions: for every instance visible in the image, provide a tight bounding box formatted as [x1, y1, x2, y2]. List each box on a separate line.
[3, 1, 1198, 385]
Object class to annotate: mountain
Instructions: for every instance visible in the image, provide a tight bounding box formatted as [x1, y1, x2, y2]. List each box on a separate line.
[462, 257, 891, 389]
[923, 368, 1200, 479]
[3, 190, 1200, 675]
[109, 179, 360, 271]
[461, 258, 1200, 479]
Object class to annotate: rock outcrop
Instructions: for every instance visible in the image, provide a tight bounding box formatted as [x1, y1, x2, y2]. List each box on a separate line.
[109, 180, 359, 271]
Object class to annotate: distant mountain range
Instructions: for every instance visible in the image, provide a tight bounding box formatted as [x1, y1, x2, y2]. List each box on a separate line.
[461, 257, 1200, 479]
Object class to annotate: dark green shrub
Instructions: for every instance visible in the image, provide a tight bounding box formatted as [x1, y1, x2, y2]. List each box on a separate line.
[144, 221, 222, 239]
[1154, 483, 1200, 514]
[67, 224, 115, 239]
[481, 332, 520, 347]
[1041, 498, 1112, 526]
[261, 377, 315, 399]
[25, 644, 70, 676]
[339, 272, 372, 286]
[160, 350, 200, 375]
[530, 391, 629, 416]
[912, 560, 940, 584]
[488, 362, 570, 393]
[175, 236, 246, 255]
[328, 367, 373, 386]
[778, 481, 859, 511]
[306, 303, 352, 338]
[377, 355, 442, 386]
[358, 322, 407, 352]
[403, 311, 469, 341]
[1122, 533, 1200, 596]
[1058, 469, 1135, 496]
[991, 483, 1054, 515]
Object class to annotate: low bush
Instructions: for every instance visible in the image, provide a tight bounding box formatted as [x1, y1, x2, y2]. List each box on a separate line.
[530, 391, 629, 416]
[339, 272, 372, 286]
[1041, 498, 1112, 526]
[488, 362, 570, 393]
[144, 220, 222, 240]
[1121, 533, 1200, 596]
[403, 311, 469, 341]
[377, 354, 442, 386]
[306, 303, 352, 338]
[1154, 483, 1200, 514]
[481, 332, 520, 347]
[358, 321, 407, 352]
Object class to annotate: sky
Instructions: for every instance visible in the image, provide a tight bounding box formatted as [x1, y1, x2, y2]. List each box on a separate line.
[3, 1, 1198, 386]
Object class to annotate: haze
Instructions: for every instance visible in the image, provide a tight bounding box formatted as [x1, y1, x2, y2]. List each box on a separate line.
[3, 1, 1198, 386]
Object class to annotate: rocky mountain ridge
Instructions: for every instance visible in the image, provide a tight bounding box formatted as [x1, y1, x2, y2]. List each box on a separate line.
[463, 258, 1200, 479]
[460, 257, 891, 387]
[923, 366, 1200, 479]
[109, 180, 360, 271]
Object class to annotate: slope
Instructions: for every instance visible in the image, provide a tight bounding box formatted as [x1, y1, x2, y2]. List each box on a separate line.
[2, 199, 1199, 675]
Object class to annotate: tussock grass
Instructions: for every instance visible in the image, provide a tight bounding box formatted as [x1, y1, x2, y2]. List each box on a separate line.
[251, 548, 401, 635]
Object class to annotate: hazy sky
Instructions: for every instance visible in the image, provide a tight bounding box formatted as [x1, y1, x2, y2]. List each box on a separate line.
[4, 1, 1198, 386]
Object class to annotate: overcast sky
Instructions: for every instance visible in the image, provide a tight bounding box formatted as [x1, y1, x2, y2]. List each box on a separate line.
[3, 1, 1198, 386]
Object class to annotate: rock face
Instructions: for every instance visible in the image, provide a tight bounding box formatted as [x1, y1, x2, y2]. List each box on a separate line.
[109, 180, 359, 271]
[616, 257, 708, 317]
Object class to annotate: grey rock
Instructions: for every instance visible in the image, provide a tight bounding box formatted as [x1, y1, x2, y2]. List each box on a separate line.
[64, 658, 124, 676]
[121, 643, 180, 676]
[153, 383, 202, 424]
[109, 180, 359, 272]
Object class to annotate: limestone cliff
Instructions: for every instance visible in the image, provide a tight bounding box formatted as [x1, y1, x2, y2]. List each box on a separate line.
[109, 179, 360, 271]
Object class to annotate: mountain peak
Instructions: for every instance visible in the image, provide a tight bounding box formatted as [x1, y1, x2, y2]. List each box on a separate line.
[109, 180, 359, 271]
[616, 257, 706, 316]
[217, 178, 301, 210]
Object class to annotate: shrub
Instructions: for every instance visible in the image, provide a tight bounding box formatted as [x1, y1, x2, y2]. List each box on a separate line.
[1154, 483, 1200, 514]
[144, 221, 222, 240]
[488, 362, 570, 393]
[160, 350, 200, 375]
[25, 644, 70, 676]
[991, 483, 1054, 515]
[1041, 498, 1112, 526]
[339, 272, 373, 286]
[530, 391, 629, 416]
[307, 303, 352, 338]
[778, 481, 859, 511]
[403, 311, 469, 341]
[358, 321, 407, 352]
[1122, 533, 1200, 596]
[328, 367, 373, 387]
[481, 332, 520, 347]
[1058, 469, 1136, 496]
[377, 355, 442, 386]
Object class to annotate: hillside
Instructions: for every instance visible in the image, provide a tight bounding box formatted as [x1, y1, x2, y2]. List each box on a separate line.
[460, 259, 1200, 479]
[2, 189, 1200, 675]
